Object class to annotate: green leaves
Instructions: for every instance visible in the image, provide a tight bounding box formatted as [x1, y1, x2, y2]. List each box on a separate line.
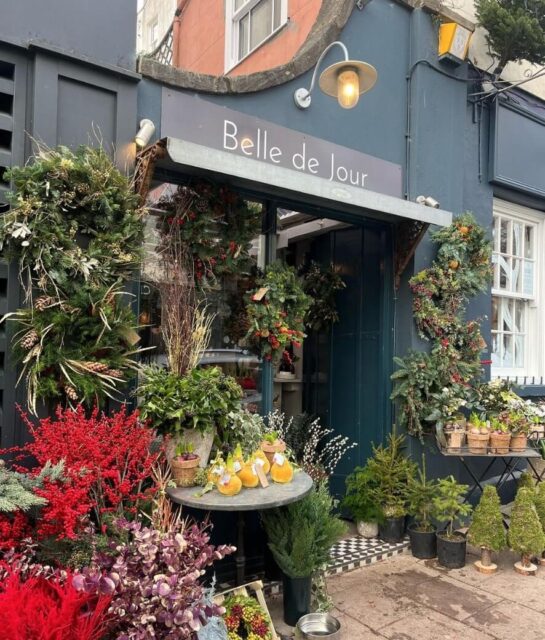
[432, 476, 471, 538]
[467, 486, 507, 552]
[508, 487, 545, 557]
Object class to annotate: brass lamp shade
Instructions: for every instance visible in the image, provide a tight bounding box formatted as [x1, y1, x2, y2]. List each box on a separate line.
[319, 60, 377, 98]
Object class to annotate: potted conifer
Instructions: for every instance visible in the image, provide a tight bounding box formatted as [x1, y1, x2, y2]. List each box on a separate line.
[508, 487, 545, 575]
[534, 482, 545, 566]
[367, 433, 417, 543]
[407, 456, 438, 559]
[467, 486, 507, 574]
[343, 465, 383, 539]
[433, 476, 472, 569]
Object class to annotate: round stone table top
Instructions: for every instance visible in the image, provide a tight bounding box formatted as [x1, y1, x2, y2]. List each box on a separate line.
[168, 471, 313, 512]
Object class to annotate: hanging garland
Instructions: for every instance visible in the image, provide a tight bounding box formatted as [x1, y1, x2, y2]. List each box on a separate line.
[302, 261, 346, 331]
[0, 146, 145, 412]
[391, 213, 492, 440]
[156, 182, 262, 287]
[223, 594, 273, 640]
[245, 262, 310, 362]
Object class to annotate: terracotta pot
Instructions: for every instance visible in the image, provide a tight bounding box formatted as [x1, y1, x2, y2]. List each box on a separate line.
[489, 432, 511, 455]
[261, 439, 286, 466]
[170, 455, 200, 487]
[466, 432, 489, 454]
[510, 434, 528, 452]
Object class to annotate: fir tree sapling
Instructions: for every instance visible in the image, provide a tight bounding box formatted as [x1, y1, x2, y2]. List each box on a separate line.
[518, 471, 535, 491]
[433, 476, 472, 540]
[407, 455, 438, 533]
[508, 487, 545, 574]
[467, 486, 506, 573]
[342, 466, 384, 526]
[534, 482, 545, 564]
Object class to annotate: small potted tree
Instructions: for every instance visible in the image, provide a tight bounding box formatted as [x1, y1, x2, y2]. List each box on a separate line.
[508, 487, 545, 575]
[534, 482, 545, 565]
[261, 483, 346, 626]
[407, 456, 438, 559]
[343, 465, 383, 539]
[170, 442, 201, 487]
[467, 486, 507, 574]
[367, 433, 416, 543]
[433, 476, 472, 569]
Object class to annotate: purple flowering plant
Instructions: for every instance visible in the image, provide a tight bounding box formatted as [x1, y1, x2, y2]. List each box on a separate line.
[73, 518, 235, 639]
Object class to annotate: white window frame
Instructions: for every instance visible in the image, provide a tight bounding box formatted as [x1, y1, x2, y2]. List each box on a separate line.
[148, 19, 159, 50]
[224, 0, 288, 73]
[491, 199, 545, 380]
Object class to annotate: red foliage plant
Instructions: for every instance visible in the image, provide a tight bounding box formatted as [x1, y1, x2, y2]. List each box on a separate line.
[0, 569, 111, 640]
[7, 405, 159, 541]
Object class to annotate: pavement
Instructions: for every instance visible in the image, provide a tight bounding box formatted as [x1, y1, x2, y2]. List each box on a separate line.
[268, 548, 545, 639]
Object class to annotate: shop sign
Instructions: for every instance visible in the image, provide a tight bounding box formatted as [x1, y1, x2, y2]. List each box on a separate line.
[161, 90, 402, 199]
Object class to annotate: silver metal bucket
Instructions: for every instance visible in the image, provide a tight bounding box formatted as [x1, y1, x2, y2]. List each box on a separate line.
[295, 613, 341, 639]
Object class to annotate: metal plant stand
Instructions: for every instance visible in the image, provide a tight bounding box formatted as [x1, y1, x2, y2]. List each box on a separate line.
[168, 471, 313, 585]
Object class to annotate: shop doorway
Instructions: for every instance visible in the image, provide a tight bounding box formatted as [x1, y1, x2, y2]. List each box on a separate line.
[275, 210, 393, 498]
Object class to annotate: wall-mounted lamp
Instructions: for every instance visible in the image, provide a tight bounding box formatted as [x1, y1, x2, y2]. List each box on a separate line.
[294, 41, 377, 110]
[438, 23, 472, 64]
[135, 118, 156, 148]
[416, 195, 440, 209]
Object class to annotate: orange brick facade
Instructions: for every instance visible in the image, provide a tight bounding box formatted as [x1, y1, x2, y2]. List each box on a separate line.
[173, 0, 322, 76]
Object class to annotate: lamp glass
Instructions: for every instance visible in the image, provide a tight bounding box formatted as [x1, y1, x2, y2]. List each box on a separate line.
[337, 69, 359, 109]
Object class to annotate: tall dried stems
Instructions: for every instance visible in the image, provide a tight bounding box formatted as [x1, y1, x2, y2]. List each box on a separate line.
[148, 459, 181, 533]
[157, 215, 212, 377]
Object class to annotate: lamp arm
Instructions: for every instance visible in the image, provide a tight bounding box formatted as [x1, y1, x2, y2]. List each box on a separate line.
[305, 41, 349, 95]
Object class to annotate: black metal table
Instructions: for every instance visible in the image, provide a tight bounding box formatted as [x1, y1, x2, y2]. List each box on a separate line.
[168, 471, 313, 585]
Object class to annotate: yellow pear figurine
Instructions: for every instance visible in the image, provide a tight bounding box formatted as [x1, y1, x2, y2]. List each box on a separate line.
[270, 452, 294, 484]
[238, 459, 259, 488]
[254, 449, 271, 474]
[232, 443, 244, 475]
[217, 455, 242, 496]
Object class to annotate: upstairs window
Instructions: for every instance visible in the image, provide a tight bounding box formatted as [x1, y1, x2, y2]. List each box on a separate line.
[226, 0, 288, 71]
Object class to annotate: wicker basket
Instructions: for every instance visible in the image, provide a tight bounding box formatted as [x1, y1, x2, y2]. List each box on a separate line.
[466, 432, 490, 454]
[489, 432, 511, 455]
[445, 430, 466, 451]
[510, 434, 528, 452]
[170, 456, 200, 487]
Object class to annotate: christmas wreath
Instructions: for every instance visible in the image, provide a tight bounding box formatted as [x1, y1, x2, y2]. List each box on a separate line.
[302, 261, 346, 331]
[391, 213, 492, 440]
[156, 182, 262, 287]
[223, 594, 272, 640]
[0, 145, 145, 412]
[245, 262, 311, 362]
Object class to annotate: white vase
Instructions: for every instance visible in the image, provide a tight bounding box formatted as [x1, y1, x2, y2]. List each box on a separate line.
[165, 430, 215, 468]
[357, 521, 379, 539]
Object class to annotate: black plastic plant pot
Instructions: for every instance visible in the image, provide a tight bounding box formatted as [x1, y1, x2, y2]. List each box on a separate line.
[283, 574, 312, 627]
[436, 531, 467, 569]
[408, 523, 437, 559]
[378, 516, 405, 543]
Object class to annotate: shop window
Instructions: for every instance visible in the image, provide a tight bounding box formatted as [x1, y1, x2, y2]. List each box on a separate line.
[491, 200, 544, 380]
[225, 0, 288, 71]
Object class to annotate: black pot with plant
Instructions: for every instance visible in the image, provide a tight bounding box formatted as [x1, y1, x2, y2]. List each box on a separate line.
[433, 476, 472, 569]
[366, 433, 417, 543]
[407, 455, 438, 559]
[261, 482, 346, 626]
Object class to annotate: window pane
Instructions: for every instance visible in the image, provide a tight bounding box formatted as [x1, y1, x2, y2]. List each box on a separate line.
[511, 258, 522, 293]
[503, 334, 513, 367]
[273, 0, 282, 28]
[525, 225, 534, 259]
[514, 334, 524, 368]
[523, 261, 534, 296]
[502, 298, 512, 333]
[492, 332, 501, 367]
[250, 0, 273, 50]
[512, 221, 522, 257]
[238, 13, 249, 59]
[500, 218, 508, 254]
[491, 296, 498, 331]
[514, 299, 524, 333]
[235, 0, 249, 9]
[499, 258, 508, 289]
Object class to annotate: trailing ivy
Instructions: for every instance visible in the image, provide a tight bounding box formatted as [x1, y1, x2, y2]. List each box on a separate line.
[0, 146, 145, 412]
[391, 213, 492, 440]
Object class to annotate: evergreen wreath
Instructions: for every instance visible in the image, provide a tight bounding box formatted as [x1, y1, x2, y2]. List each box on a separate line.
[223, 594, 272, 640]
[302, 261, 346, 332]
[156, 182, 262, 287]
[391, 213, 492, 441]
[0, 146, 145, 412]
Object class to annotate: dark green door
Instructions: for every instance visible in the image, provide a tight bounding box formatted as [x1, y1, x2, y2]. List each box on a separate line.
[304, 221, 393, 498]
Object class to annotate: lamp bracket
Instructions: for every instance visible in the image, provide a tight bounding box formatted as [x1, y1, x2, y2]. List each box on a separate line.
[294, 41, 349, 109]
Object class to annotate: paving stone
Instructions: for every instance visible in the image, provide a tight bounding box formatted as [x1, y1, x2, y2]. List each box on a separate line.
[333, 609, 387, 638]
[379, 609, 498, 640]
[470, 567, 545, 612]
[465, 601, 545, 640]
[400, 573, 502, 621]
